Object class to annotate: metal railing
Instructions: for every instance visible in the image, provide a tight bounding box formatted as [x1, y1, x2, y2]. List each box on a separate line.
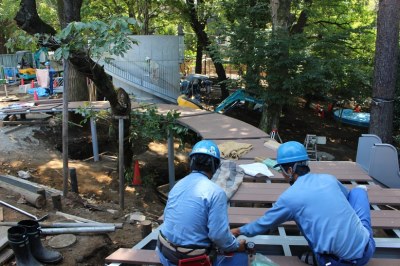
[101, 60, 180, 103]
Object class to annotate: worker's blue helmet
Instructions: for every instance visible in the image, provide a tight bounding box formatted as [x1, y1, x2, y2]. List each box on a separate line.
[274, 141, 309, 167]
[189, 140, 220, 160]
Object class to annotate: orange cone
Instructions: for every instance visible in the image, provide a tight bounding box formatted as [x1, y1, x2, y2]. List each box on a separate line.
[21, 78, 24, 85]
[31, 80, 35, 88]
[132, 160, 142, 186]
[33, 90, 39, 101]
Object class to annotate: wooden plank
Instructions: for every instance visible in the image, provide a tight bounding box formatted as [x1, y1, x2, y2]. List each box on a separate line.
[105, 248, 311, 266]
[159, 208, 400, 229]
[230, 191, 400, 206]
[231, 183, 400, 205]
[1, 120, 49, 126]
[104, 248, 400, 266]
[178, 112, 268, 140]
[105, 248, 162, 265]
[33, 98, 63, 105]
[68, 101, 110, 111]
[240, 161, 373, 182]
[227, 207, 400, 229]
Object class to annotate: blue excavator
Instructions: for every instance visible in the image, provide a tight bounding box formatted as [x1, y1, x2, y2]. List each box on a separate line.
[214, 89, 264, 113]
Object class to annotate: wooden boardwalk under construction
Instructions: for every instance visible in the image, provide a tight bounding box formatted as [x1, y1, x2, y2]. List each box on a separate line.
[1, 99, 399, 265]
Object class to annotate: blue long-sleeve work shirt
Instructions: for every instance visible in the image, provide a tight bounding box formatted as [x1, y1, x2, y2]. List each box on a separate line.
[240, 173, 370, 260]
[161, 172, 239, 252]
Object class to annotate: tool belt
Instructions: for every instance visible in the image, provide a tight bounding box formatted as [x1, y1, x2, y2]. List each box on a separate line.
[157, 231, 211, 265]
[318, 254, 357, 265]
[318, 242, 369, 266]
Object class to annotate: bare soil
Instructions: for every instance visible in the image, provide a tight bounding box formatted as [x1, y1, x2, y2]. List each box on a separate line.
[0, 86, 366, 265]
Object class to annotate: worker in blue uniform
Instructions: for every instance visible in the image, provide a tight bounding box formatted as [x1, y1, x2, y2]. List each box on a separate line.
[157, 140, 247, 266]
[231, 141, 375, 266]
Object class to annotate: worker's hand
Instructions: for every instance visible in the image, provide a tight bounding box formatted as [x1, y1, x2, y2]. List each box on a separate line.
[231, 227, 241, 237]
[237, 239, 247, 252]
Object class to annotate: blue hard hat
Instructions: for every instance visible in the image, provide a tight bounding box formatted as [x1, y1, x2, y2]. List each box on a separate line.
[189, 140, 220, 160]
[274, 141, 309, 167]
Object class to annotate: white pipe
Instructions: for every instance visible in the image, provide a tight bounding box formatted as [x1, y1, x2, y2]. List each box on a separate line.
[41, 226, 115, 235]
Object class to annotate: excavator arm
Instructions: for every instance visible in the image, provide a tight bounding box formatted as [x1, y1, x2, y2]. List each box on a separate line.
[214, 89, 264, 113]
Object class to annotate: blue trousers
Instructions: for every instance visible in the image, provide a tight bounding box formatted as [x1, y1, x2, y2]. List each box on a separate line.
[316, 188, 376, 266]
[156, 247, 248, 266]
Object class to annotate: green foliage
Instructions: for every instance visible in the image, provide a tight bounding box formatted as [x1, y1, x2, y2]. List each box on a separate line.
[74, 102, 110, 124]
[37, 0, 60, 31]
[52, 17, 138, 62]
[129, 105, 188, 154]
[220, 0, 376, 109]
[5, 35, 38, 53]
[81, 0, 179, 35]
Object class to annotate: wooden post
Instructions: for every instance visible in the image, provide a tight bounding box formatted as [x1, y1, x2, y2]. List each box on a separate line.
[62, 60, 69, 197]
[167, 128, 175, 189]
[140, 220, 152, 238]
[69, 168, 79, 193]
[51, 194, 62, 211]
[115, 116, 128, 210]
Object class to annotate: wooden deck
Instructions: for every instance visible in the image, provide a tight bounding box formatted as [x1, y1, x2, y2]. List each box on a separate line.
[4, 101, 397, 263]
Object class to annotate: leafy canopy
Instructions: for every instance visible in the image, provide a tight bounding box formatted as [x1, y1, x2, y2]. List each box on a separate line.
[52, 17, 138, 62]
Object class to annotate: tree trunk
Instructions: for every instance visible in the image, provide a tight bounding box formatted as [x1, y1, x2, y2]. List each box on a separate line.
[0, 29, 7, 54]
[66, 61, 89, 101]
[195, 42, 203, 74]
[259, 0, 291, 133]
[370, 0, 400, 144]
[59, 0, 88, 104]
[259, 103, 282, 134]
[186, 0, 229, 100]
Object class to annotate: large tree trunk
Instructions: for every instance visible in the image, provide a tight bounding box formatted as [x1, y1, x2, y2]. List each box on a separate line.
[57, 0, 89, 107]
[186, 0, 229, 100]
[65, 61, 89, 101]
[370, 0, 400, 143]
[259, 0, 291, 134]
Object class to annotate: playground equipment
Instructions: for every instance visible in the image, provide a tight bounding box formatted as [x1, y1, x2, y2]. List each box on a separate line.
[333, 108, 370, 127]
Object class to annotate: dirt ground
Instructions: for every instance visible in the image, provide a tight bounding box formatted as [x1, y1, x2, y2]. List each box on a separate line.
[0, 85, 367, 265]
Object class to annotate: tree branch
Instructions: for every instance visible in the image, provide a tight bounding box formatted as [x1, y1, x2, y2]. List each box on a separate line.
[15, 0, 57, 35]
[313, 20, 350, 30]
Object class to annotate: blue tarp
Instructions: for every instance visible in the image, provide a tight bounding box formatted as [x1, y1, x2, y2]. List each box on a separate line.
[27, 87, 49, 97]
